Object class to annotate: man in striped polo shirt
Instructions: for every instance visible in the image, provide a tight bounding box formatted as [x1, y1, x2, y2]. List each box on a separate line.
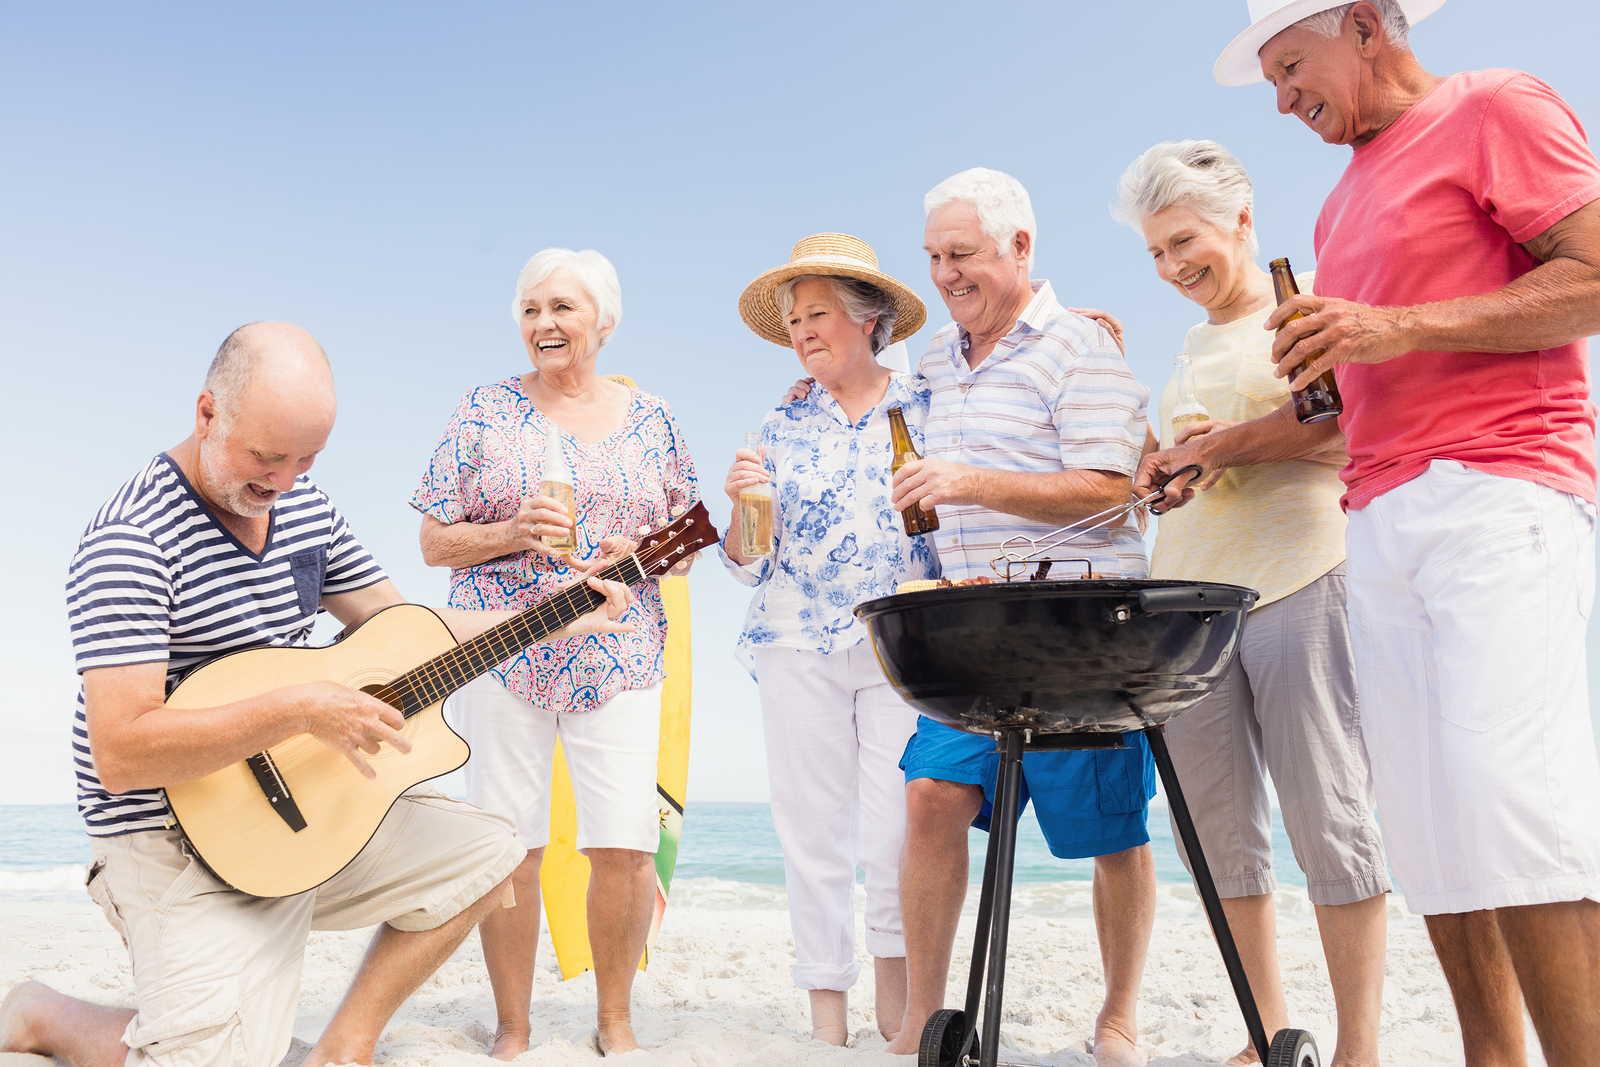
[1, 322, 633, 1067]
[885, 169, 1157, 1064]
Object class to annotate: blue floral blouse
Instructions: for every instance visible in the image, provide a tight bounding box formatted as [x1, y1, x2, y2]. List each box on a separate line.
[717, 372, 941, 679]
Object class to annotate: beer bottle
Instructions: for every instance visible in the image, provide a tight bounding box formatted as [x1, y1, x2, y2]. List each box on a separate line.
[1169, 351, 1210, 441]
[887, 406, 939, 536]
[538, 420, 577, 554]
[1269, 257, 1343, 424]
[737, 431, 775, 557]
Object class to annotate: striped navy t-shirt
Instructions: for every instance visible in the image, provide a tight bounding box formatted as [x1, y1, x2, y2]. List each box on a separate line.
[66, 454, 388, 836]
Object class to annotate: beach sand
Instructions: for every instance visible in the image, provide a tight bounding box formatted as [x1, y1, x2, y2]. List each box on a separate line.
[0, 879, 1544, 1066]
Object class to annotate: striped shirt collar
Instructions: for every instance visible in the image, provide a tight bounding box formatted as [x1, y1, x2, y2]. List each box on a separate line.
[948, 279, 1057, 367]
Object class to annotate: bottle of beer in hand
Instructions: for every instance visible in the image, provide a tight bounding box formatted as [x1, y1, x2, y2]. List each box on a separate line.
[539, 421, 576, 555]
[887, 406, 939, 536]
[1169, 351, 1210, 440]
[1269, 257, 1343, 424]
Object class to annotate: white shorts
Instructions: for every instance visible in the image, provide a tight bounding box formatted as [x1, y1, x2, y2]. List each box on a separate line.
[1346, 460, 1600, 915]
[448, 675, 663, 854]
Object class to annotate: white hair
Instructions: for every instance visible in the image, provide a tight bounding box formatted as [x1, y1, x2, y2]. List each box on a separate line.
[1296, 0, 1411, 51]
[1112, 140, 1260, 258]
[774, 275, 899, 355]
[511, 248, 623, 341]
[924, 167, 1037, 271]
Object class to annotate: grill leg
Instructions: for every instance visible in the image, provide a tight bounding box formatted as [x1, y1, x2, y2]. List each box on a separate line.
[960, 784, 1005, 1055]
[1145, 726, 1272, 1059]
[978, 730, 1025, 1067]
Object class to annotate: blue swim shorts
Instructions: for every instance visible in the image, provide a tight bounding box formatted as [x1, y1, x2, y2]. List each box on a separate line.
[900, 716, 1156, 860]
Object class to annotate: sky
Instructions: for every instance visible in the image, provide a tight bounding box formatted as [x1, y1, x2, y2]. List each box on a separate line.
[2, 0, 1597, 806]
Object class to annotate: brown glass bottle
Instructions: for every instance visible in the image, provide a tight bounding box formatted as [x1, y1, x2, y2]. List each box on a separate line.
[1269, 257, 1343, 424]
[887, 406, 939, 535]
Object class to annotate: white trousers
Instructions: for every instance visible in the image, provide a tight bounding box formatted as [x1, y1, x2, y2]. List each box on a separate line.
[1347, 461, 1600, 914]
[754, 643, 920, 990]
[448, 675, 663, 854]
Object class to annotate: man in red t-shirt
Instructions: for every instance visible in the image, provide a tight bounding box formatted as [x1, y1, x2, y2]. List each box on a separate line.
[1138, 2, 1600, 1062]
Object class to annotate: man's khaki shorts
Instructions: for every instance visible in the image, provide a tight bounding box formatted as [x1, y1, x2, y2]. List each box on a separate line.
[86, 789, 523, 1067]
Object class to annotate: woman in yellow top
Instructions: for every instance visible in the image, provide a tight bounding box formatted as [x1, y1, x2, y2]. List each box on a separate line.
[1112, 141, 1389, 1067]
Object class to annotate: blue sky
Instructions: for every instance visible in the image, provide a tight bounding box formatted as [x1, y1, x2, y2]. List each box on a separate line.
[2, 0, 1596, 804]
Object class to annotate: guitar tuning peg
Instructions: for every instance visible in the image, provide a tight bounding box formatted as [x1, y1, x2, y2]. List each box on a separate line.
[671, 504, 687, 518]
[636, 524, 651, 536]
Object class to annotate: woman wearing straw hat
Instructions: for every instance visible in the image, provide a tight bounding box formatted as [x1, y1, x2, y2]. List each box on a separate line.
[718, 234, 934, 1047]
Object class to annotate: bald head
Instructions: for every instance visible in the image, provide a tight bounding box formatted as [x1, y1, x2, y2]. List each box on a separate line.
[191, 322, 338, 519]
[206, 321, 336, 439]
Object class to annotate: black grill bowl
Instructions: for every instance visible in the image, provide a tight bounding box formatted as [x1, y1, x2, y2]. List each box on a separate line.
[853, 579, 1258, 735]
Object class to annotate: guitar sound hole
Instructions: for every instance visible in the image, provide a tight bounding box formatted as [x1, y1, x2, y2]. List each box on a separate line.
[361, 683, 406, 713]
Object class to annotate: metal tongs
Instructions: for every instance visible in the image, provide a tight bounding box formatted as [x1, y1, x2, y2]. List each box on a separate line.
[990, 465, 1203, 581]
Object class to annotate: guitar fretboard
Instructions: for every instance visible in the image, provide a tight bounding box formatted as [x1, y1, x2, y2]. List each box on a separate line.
[374, 556, 646, 715]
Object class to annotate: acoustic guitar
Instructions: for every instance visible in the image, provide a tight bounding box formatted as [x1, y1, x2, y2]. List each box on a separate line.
[163, 501, 718, 898]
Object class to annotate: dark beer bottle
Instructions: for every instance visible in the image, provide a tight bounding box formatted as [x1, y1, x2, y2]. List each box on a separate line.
[887, 406, 939, 536]
[1269, 257, 1343, 424]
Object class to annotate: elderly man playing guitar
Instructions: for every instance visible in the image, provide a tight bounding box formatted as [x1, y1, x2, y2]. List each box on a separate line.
[0, 321, 642, 1067]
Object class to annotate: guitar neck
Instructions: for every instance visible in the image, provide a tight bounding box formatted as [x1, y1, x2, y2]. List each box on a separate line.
[378, 555, 646, 716]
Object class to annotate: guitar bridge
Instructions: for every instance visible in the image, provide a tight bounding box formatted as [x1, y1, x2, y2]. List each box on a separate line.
[246, 752, 308, 832]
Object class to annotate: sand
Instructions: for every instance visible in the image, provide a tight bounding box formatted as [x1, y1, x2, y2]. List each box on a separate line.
[0, 879, 1545, 1066]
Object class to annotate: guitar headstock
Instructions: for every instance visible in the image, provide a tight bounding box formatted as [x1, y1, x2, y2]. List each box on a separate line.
[635, 501, 718, 578]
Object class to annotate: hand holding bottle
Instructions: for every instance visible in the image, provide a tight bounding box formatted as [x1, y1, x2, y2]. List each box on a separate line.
[505, 494, 575, 558]
[722, 444, 769, 504]
[1267, 258, 1344, 424]
[727, 433, 775, 559]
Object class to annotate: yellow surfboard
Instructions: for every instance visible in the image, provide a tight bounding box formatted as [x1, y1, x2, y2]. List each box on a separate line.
[540, 376, 693, 979]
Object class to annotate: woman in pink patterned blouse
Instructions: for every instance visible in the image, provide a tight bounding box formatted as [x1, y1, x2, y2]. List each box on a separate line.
[410, 247, 698, 1058]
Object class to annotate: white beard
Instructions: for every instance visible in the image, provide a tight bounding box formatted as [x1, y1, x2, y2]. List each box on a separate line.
[199, 437, 276, 518]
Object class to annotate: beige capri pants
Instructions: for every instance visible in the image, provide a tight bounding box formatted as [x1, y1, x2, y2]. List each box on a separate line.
[86, 790, 523, 1067]
[1164, 563, 1392, 906]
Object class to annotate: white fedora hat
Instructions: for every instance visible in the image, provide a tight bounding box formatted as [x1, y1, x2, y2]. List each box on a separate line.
[1214, 0, 1446, 86]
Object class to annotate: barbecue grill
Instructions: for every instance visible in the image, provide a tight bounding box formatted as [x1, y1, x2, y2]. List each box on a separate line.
[855, 576, 1321, 1067]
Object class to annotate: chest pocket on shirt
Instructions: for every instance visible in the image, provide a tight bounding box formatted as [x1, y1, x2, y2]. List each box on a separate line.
[1235, 352, 1290, 406]
[289, 549, 327, 617]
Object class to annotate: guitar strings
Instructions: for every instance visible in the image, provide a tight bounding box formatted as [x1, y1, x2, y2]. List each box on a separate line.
[373, 554, 649, 716]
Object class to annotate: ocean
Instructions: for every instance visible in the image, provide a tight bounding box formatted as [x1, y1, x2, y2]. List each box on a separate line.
[0, 800, 1299, 904]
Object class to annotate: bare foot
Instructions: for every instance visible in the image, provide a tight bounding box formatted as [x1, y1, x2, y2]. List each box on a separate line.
[1, 983, 57, 1056]
[488, 1024, 529, 1061]
[595, 1021, 639, 1056]
[1226, 1041, 1261, 1065]
[1091, 1012, 1145, 1067]
[883, 1029, 920, 1056]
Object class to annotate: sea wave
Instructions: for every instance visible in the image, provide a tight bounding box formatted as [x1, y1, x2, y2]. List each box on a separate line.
[0, 868, 1416, 926]
[0, 864, 89, 901]
[663, 876, 1415, 924]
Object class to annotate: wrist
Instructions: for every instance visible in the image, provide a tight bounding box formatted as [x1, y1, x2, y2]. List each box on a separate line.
[497, 516, 520, 553]
[959, 465, 987, 508]
[1389, 304, 1425, 360]
[1189, 428, 1229, 471]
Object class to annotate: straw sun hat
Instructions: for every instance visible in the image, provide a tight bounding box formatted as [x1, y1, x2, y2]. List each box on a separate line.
[739, 233, 927, 348]
[1214, 0, 1446, 86]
